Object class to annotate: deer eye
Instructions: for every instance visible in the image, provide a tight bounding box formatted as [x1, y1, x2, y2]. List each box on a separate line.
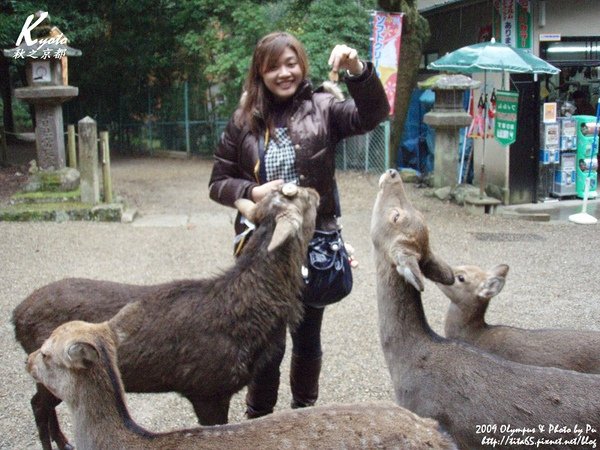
[392, 210, 401, 223]
[457, 274, 465, 282]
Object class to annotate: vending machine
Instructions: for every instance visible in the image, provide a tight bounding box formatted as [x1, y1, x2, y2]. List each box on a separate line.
[574, 115, 598, 199]
[538, 121, 560, 201]
[552, 118, 577, 197]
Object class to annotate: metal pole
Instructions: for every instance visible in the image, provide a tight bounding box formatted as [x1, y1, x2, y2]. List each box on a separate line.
[184, 81, 191, 157]
[458, 91, 471, 183]
[384, 120, 391, 169]
[147, 90, 153, 154]
[480, 71, 488, 198]
[365, 132, 371, 172]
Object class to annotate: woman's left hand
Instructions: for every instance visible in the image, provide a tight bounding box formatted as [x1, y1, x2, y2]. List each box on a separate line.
[328, 44, 364, 77]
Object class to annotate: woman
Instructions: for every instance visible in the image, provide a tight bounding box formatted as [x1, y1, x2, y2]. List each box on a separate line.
[209, 31, 389, 418]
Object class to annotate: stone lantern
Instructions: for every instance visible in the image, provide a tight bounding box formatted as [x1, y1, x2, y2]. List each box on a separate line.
[3, 41, 81, 170]
[421, 74, 480, 188]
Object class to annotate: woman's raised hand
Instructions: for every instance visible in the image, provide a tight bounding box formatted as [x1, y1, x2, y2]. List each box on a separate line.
[328, 44, 364, 78]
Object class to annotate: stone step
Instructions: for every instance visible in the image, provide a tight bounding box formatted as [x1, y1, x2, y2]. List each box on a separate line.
[10, 189, 81, 204]
[0, 202, 123, 222]
[464, 194, 503, 215]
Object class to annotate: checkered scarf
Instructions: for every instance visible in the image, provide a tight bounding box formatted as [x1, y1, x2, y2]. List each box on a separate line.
[265, 127, 299, 184]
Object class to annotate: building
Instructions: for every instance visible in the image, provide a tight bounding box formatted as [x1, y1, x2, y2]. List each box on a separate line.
[419, 0, 599, 204]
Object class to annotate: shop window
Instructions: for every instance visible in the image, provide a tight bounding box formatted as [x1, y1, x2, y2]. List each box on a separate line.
[541, 38, 600, 66]
[539, 38, 600, 117]
[420, 52, 439, 70]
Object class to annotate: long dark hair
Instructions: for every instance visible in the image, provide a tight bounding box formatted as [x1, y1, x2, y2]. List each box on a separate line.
[237, 32, 309, 135]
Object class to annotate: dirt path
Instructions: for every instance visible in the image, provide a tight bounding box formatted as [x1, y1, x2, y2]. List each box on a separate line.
[1, 156, 598, 449]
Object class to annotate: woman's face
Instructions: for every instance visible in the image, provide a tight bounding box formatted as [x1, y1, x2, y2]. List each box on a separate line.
[262, 47, 303, 101]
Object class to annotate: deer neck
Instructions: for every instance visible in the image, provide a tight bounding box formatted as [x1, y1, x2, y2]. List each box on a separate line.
[375, 258, 437, 356]
[232, 234, 305, 325]
[70, 347, 156, 449]
[445, 301, 487, 339]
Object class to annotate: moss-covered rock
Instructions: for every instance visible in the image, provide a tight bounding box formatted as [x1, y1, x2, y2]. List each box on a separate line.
[91, 203, 123, 222]
[0, 202, 91, 222]
[24, 167, 80, 192]
[11, 188, 81, 204]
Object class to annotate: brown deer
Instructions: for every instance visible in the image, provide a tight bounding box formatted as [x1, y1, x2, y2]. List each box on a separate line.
[370, 169, 600, 449]
[439, 263, 600, 374]
[26, 302, 458, 450]
[14, 184, 318, 450]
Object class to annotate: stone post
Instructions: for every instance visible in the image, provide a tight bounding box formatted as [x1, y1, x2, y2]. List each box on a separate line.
[100, 131, 113, 203]
[422, 75, 481, 188]
[35, 102, 66, 168]
[67, 124, 77, 169]
[78, 117, 99, 204]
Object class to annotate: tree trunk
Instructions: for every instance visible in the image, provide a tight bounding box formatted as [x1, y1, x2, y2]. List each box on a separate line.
[0, 55, 15, 137]
[378, 0, 430, 166]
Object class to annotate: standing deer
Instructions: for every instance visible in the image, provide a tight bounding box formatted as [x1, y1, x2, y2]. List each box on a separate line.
[370, 169, 600, 449]
[14, 184, 318, 450]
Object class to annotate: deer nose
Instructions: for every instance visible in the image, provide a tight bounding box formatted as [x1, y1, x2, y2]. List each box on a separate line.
[26, 354, 34, 374]
[387, 169, 398, 178]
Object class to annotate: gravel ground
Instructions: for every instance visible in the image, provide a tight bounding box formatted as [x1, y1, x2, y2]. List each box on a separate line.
[1, 156, 599, 449]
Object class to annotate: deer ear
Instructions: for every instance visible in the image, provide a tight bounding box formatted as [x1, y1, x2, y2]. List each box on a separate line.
[268, 208, 301, 252]
[108, 302, 144, 345]
[478, 276, 506, 299]
[67, 342, 99, 369]
[491, 264, 509, 278]
[396, 253, 425, 292]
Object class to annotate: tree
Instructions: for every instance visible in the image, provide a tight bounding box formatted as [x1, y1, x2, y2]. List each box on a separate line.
[299, 0, 374, 86]
[377, 0, 430, 163]
[1, 1, 378, 136]
[0, 0, 42, 134]
[182, 0, 375, 118]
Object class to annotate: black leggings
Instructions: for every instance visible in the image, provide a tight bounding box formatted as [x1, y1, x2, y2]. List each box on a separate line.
[252, 304, 324, 387]
[291, 304, 324, 359]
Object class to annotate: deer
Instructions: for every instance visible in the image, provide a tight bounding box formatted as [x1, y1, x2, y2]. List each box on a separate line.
[25, 302, 458, 450]
[438, 263, 600, 374]
[370, 168, 600, 449]
[14, 184, 319, 450]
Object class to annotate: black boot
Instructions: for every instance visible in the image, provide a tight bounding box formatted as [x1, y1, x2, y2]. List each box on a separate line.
[290, 353, 322, 409]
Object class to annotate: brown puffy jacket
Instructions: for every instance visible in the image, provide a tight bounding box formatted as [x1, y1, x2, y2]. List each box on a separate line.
[209, 62, 389, 232]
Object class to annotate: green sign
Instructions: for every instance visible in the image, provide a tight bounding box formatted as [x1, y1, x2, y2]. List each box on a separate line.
[494, 90, 519, 146]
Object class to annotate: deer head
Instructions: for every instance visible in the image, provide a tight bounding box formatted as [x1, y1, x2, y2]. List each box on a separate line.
[371, 169, 454, 291]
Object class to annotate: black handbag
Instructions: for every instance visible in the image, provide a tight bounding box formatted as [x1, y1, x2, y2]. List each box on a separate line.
[301, 229, 353, 308]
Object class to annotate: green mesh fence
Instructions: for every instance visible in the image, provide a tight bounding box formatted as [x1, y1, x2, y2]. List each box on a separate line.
[335, 120, 391, 173]
[110, 119, 390, 173]
[109, 120, 228, 156]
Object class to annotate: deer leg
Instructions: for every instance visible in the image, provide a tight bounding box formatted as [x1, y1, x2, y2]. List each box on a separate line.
[30, 386, 55, 450]
[48, 409, 73, 450]
[31, 385, 73, 450]
[188, 394, 231, 425]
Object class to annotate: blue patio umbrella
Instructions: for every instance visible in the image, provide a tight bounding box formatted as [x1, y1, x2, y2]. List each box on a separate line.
[427, 38, 560, 75]
[427, 38, 560, 196]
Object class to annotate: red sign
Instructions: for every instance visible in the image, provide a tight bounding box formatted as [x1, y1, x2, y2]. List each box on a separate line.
[371, 12, 404, 115]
